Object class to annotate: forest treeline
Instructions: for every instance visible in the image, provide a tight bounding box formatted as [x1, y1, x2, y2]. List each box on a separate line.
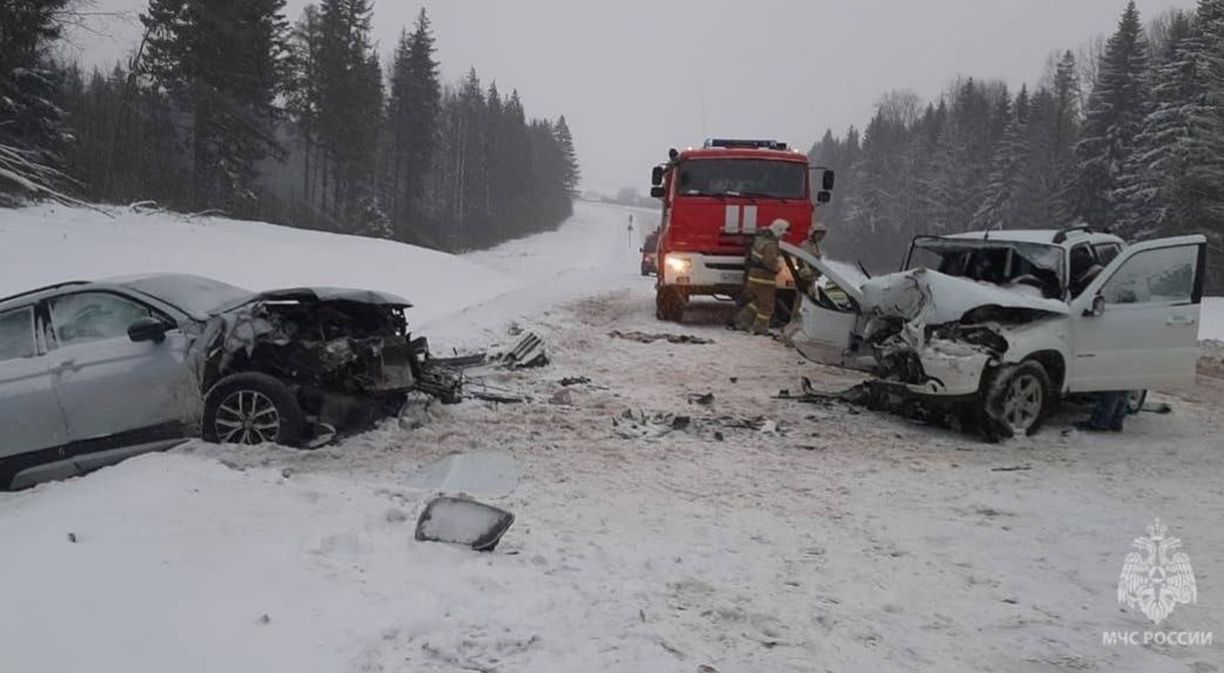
[812, 0, 1223, 291]
[1, 1, 580, 252]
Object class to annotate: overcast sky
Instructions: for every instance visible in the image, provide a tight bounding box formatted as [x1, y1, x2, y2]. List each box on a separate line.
[66, 0, 1192, 194]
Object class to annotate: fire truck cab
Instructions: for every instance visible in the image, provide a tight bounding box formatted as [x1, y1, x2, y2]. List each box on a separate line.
[649, 139, 833, 323]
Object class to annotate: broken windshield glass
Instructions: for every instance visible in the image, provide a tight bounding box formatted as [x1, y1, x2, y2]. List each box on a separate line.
[906, 238, 1066, 299]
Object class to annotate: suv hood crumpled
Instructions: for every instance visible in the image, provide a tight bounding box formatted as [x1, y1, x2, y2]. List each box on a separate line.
[859, 268, 1068, 325]
[781, 242, 1071, 392]
[780, 242, 1067, 323]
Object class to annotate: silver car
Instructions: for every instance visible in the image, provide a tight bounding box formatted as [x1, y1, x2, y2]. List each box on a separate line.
[0, 274, 442, 490]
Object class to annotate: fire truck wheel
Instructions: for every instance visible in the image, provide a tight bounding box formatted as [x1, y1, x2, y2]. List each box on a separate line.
[656, 287, 686, 323]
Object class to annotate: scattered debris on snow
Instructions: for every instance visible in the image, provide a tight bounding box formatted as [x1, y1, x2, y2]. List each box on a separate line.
[608, 330, 714, 345]
[612, 409, 786, 441]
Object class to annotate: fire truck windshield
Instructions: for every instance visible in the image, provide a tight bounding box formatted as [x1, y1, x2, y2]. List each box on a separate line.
[675, 159, 807, 200]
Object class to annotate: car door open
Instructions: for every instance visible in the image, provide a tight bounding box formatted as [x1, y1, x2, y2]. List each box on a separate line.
[1069, 235, 1206, 392]
[779, 242, 870, 368]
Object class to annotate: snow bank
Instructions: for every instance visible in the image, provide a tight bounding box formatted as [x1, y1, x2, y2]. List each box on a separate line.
[0, 453, 554, 673]
[0, 204, 506, 327]
[0, 201, 644, 341]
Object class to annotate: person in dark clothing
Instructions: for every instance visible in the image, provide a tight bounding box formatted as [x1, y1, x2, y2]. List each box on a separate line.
[1076, 391, 1129, 432]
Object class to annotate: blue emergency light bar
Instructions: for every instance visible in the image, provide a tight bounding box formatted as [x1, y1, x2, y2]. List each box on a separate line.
[703, 138, 789, 151]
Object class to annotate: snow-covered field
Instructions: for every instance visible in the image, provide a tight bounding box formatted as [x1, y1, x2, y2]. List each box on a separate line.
[2, 203, 1223, 672]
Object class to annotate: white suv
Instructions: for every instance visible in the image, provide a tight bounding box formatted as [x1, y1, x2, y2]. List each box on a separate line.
[784, 227, 1207, 439]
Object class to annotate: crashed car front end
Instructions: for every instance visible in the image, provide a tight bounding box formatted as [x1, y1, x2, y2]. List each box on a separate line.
[215, 295, 416, 392]
[781, 242, 1070, 400]
[859, 270, 1070, 397]
[199, 288, 445, 436]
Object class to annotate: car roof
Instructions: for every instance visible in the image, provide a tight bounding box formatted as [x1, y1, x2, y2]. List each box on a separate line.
[0, 274, 237, 317]
[0, 281, 92, 311]
[942, 229, 1125, 247]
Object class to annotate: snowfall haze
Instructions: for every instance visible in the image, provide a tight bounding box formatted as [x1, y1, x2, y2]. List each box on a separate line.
[65, 0, 1194, 195]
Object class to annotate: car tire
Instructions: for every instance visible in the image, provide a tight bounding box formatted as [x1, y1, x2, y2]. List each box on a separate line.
[203, 373, 306, 447]
[980, 361, 1052, 441]
[656, 287, 686, 323]
[1126, 390, 1148, 415]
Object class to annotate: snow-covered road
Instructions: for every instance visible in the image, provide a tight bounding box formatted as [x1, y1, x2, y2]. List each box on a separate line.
[2, 203, 1222, 672]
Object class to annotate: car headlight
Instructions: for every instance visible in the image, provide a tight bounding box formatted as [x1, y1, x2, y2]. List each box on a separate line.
[665, 256, 692, 274]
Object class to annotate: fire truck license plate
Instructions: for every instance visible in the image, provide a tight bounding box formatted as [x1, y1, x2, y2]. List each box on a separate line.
[720, 272, 742, 283]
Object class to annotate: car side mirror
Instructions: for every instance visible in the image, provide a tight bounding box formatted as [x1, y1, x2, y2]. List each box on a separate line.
[415, 496, 515, 552]
[1083, 295, 1106, 318]
[128, 316, 168, 344]
[651, 166, 664, 186]
[815, 191, 832, 204]
[650, 186, 665, 199]
[822, 169, 836, 192]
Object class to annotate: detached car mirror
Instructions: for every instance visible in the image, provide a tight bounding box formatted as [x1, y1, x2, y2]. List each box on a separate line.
[650, 186, 666, 199]
[415, 496, 515, 552]
[128, 317, 168, 344]
[651, 166, 664, 186]
[1084, 295, 1107, 318]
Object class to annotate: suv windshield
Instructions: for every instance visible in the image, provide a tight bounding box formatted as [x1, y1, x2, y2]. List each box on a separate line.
[676, 159, 807, 199]
[906, 237, 1066, 298]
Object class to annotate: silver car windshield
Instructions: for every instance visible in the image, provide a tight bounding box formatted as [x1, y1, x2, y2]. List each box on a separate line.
[907, 238, 1066, 298]
[122, 276, 254, 316]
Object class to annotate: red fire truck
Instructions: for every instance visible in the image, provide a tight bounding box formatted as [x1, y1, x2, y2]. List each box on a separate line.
[649, 139, 834, 322]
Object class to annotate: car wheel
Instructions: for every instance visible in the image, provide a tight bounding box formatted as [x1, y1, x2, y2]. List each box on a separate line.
[981, 361, 1052, 441]
[1126, 390, 1148, 415]
[203, 373, 305, 447]
[656, 287, 686, 323]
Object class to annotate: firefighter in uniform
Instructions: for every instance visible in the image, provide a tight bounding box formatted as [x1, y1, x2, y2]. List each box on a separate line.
[795, 219, 827, 290]
[734, 219, 790, 334]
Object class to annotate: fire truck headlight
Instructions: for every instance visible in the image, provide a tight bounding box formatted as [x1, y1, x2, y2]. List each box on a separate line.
[665, 256, 692, 275]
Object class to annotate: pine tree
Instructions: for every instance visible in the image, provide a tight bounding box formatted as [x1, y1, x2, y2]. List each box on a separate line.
[316, 0, 384, 229]
[974, 87, 1030, 230]
[287, 5, 325, 209]
[554, 115, 580, 198]
[141, 0, 289, 215]
[0, 0, 74, 201]
[386, 9, 441, 235]
[1075, 1, 1151, 228]
[1113, 9, 1198, 238]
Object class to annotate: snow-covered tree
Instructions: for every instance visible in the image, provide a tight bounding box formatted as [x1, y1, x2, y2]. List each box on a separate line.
[974, 87, 1030, 230]
[554, 115, 580, 196]
[0, 0, 74, 203]
[1075, 1, 1151, 228]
